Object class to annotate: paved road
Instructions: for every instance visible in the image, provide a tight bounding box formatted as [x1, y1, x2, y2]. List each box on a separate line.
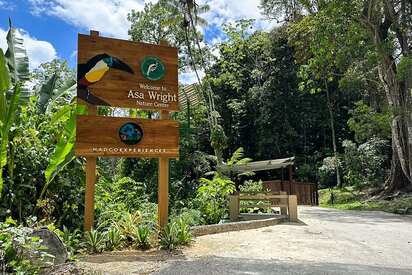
[156, 207, 412, 275]
[80, 207, 412, 274]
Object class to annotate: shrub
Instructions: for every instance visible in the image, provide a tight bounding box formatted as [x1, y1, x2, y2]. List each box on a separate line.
[84, 229, 105, 253]
[239, 180, 265, 194]
[174, 208, 203, 226]
[0, 218, 52, 274]
[159, 223, 179, 250]
[111, 211, 142, 244]
[196, 175, 235, 224]
[175, 218, 192, 245]
[134, 225, 151, 250]
[61, 226, 82, 257]
[342, 138, 388, 189]
[104, 227, 123, 251]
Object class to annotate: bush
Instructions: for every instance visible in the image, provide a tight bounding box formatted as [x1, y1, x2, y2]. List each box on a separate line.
[134, 225, 151, 250]
[104, 227, 123, 251]
[195, 175, 235, 224]
[84, 229, 105, 253]
[175, 218, 192, 245]
[342, 138, 388, 189]
[159, 223, 179, 250]
[318, 156, 341, 188]
[0, 218, 52, 274]
[239, 180, 265, 194]
[61, 226, 82, 257]
[159, 219, 192, 250]
[173, 208, 203, 226]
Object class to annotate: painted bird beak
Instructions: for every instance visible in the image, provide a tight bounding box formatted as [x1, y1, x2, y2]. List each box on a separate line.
[111, 57, 134, 74]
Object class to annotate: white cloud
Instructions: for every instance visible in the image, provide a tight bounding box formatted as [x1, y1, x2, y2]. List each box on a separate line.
[180, 70, 205, 85]
[0, 27, 57, 70]
[0, 0, 16, 10]
[200, 0, 276, 31]
[29, 0, 148, 39]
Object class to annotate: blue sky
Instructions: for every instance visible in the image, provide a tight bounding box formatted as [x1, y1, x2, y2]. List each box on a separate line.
[0, 0, 274, 83]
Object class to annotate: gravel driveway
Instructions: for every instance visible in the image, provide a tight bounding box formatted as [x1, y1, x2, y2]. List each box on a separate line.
[80, 207, 412, 274]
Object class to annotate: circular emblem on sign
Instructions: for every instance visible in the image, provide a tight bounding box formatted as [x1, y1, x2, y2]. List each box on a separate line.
[140, 56, 166, 81]
[119, 122, 143, 145]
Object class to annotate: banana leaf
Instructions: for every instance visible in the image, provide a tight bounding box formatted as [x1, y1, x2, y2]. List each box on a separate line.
[0, 49, 10, 124]
[41, 104, 86, 198]
[5, 19, 30, 102]
[38, 75, 76, 114]
[0, 82, 21, 196]
[38, 73, 58, 113]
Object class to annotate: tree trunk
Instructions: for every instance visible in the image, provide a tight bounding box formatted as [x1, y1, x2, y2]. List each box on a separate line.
[324, 79, 342, 188]
[361, 1, 412, 193]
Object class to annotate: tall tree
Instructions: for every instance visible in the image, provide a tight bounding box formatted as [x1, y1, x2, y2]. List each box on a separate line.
[262, 0, 412, 193]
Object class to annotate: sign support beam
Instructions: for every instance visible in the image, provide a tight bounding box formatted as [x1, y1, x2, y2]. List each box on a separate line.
[84, 104, 97, 231]
[158, 110, 170, 229]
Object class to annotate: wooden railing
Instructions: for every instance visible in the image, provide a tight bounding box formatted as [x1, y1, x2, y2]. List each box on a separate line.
[229, 191, 298, 222]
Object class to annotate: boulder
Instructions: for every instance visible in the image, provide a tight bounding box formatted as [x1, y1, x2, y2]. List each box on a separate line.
[31, 228, 68, 265]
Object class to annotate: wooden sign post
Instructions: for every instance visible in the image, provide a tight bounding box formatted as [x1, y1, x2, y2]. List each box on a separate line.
[76, 31, 179, 231]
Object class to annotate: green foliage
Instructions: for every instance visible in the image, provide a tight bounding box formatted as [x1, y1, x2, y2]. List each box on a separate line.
[173, 208, 203, 226]
[347, 101, 391, 143]
[159, 218, 192, 250]
[134, 225, 151, 250]
[110, 211, 142, 245]
[104, 227, 123, 251]
[0, 219, 51, 274]
[175, 218, 192, 245]
[61, 226, 82, 257]
[196, 175, 235, 224]
[342, 138, 388, 189]
[159, 222, 179, 250]
[320, 189, 412, 215]
[239, 180, 265, 194]
[42, 103, 86, 198]
[4, 19, 30, 102]
[84, 229, 105, 254]
[318, 157, 341, 188]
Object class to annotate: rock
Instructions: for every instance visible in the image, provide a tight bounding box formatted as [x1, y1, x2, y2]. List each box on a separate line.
[31, 228, 68, 266]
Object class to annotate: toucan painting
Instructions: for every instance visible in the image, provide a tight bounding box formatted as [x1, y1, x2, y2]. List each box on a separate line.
[77, 53, 134, 105]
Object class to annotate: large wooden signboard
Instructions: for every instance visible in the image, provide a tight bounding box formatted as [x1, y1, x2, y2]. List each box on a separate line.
[76, 31, 179, 231]
[77, 33, 179, 111]
[76, 115, 179, 158]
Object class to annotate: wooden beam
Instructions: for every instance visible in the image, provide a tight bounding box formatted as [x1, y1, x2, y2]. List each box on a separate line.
[288, 195, 298, 222]
[84, 104, 97, 231]
[158, 110, 170, 229]
[229, 193, 239, 222]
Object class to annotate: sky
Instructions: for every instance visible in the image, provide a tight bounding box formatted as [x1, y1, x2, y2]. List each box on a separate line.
[0, 0, 275, 83]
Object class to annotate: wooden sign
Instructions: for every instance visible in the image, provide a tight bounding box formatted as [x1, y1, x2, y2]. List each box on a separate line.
[75, 115, 179, 158]
[77, 33, 179, 111]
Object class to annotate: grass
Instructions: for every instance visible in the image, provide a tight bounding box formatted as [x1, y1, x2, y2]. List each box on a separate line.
[319, 188, 412, 214]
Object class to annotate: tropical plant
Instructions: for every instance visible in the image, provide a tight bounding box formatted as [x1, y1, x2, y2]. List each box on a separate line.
[0, 218, 51, 274]
[0, 50, 21, 197]
[159, 222, 179, 250]
[105, 227, 123, 251]
[112, 211, 142, 244]
[134, 225, 151, 250]
[61, 226, 82, 256]
[84, 229, 105, 253]
[40, 102, 86, 199]
[175, 218, 192, 245]
[196, 175, 235, 224]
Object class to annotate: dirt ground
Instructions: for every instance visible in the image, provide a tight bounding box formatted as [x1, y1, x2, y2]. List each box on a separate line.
[78, 206, 412, 274]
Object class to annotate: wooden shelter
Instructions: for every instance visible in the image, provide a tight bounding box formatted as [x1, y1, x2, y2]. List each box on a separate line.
[222, 157, 318, 205]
